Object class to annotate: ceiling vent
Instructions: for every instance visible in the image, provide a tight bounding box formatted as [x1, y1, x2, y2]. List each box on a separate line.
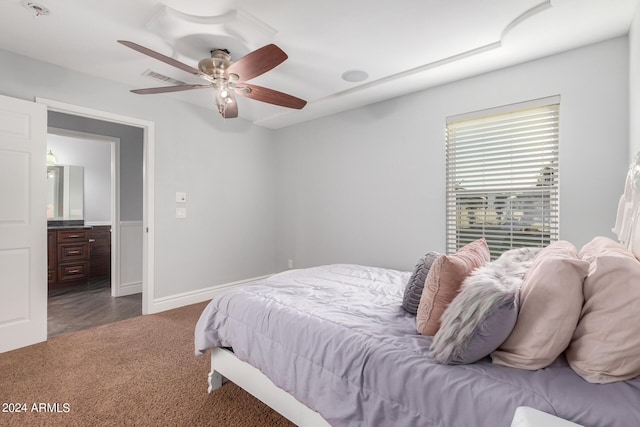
[141, 69, 186, 86]
[23, 1, 50, 17]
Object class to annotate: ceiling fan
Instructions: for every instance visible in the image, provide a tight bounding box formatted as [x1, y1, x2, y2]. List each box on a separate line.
[118, 40, 307, 119]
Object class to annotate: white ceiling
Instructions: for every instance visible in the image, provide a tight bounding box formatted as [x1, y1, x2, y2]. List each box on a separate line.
[0, 0, 636, 129]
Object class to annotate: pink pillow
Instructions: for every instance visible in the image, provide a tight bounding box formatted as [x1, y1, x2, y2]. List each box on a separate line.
[565, 237, 640, 383]
[416, 239, 489, 336]
[491, 241, 588, 370]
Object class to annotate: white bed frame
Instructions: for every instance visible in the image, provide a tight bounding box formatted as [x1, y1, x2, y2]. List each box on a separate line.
[208, 347, 330, 427]
[206, 335, 584, 427]
[207, 155, 640, 427]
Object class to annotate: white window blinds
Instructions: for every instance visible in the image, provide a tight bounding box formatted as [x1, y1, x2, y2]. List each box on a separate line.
[445, 98, 560, 259]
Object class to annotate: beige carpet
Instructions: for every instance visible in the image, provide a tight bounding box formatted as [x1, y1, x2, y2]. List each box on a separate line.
[0, 301, 293, 426]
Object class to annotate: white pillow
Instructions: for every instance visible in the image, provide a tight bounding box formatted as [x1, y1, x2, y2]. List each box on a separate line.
[566, 237, 640, 383]
[492, 241, 588, 370]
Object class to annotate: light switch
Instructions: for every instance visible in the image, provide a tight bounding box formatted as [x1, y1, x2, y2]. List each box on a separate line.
[176, 207, 187, 219]
[176, 192, 187, 203]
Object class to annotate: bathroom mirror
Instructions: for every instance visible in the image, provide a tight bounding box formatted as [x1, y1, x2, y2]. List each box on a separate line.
[47, 165, 84, 221]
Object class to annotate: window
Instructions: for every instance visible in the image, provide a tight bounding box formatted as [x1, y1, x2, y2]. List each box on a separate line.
[445, 97, 559, 259]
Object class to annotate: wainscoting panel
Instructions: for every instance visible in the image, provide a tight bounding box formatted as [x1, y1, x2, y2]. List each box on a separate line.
[118, 221, 143, 296]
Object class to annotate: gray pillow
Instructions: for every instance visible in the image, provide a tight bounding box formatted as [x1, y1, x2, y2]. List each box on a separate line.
[402, 252, 440, 314]
[430, 247, 540, 364]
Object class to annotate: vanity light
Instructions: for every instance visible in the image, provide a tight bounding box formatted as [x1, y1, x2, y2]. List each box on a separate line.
[46, 149, 57, 165]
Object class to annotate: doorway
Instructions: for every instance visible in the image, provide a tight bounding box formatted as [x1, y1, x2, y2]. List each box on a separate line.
[45, 129, 143, 336]
[37, 97, 155, 319]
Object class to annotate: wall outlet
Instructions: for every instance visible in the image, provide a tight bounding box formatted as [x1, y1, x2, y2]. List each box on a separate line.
[176, 207, 187, 219]
[176, 192, 187, 203]
[287, 259, 294, 269]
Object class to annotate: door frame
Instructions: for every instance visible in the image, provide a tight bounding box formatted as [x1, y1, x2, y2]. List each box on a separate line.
[37, 97, 155, 315]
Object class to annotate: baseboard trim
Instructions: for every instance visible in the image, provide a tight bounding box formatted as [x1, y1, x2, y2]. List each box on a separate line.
[117, 281, 142, 296]
[148, 274, 274, 314]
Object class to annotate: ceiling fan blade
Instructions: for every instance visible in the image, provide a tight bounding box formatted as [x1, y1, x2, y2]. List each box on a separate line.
[236, 84, 307, 109]
[130, 84, 212, 95]
[118, 40, 205, 77]
[218, 91, 238, 119]
[226, 44, 288, 82]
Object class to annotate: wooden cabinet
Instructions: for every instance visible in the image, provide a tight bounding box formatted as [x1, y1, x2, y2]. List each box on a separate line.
[47, 226, 112, 290]
[48, 227, 90, 290]
[89, 226, 111, 278]
[47, 231, 57, 284]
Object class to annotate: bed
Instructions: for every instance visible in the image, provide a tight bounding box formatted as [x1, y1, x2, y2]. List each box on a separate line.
[195, 156, 640, 427]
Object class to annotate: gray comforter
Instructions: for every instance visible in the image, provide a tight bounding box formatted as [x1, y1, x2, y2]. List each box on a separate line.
[195, 264, 640, 427]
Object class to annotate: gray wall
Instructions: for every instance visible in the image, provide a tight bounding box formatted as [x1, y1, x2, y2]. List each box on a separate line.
[48, 111, 143, 222]
[0, 33, 632, 302]
[275, 37, 630, 272]
[0, 49, 277, 299]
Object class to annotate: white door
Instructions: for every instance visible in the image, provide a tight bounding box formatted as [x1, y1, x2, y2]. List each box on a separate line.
[0, 95, 47, 353]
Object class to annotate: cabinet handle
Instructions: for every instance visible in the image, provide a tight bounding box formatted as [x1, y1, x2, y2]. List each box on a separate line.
[66, 234, 81, 238]
[68, 250, 80, 255]
[89, 239, 96, 243]
[68, 268, 81, 274]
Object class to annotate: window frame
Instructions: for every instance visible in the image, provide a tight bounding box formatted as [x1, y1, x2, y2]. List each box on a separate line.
[445, 96, 560, 258]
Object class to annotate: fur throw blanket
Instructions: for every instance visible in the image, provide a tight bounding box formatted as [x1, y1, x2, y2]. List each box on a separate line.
[430, 247, 540, 364]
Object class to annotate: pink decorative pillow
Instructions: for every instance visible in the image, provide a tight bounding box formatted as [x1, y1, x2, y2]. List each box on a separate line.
[416, 239, 489, 336]
[491, 241, 588, 370]
[565, 237, 640, 383]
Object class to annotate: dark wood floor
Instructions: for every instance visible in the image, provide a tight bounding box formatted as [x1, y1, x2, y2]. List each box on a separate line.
[48, 278, 142, 338]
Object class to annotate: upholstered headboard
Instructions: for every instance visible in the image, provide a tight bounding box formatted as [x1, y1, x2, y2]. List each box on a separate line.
[612, 153, 640, 257]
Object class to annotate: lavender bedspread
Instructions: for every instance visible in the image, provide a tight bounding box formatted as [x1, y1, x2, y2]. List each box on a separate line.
[195, 264, 640, 427]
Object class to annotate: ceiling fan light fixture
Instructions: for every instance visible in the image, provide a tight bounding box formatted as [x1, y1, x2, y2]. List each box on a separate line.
[119, 41, 305, 119]
[214, 90, 228, 110]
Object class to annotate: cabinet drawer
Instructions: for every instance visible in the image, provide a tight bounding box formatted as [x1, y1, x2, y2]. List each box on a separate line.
[58, 242, 90, 262]
[57, 262, 89, 282]
[57, 229, 89, 243]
